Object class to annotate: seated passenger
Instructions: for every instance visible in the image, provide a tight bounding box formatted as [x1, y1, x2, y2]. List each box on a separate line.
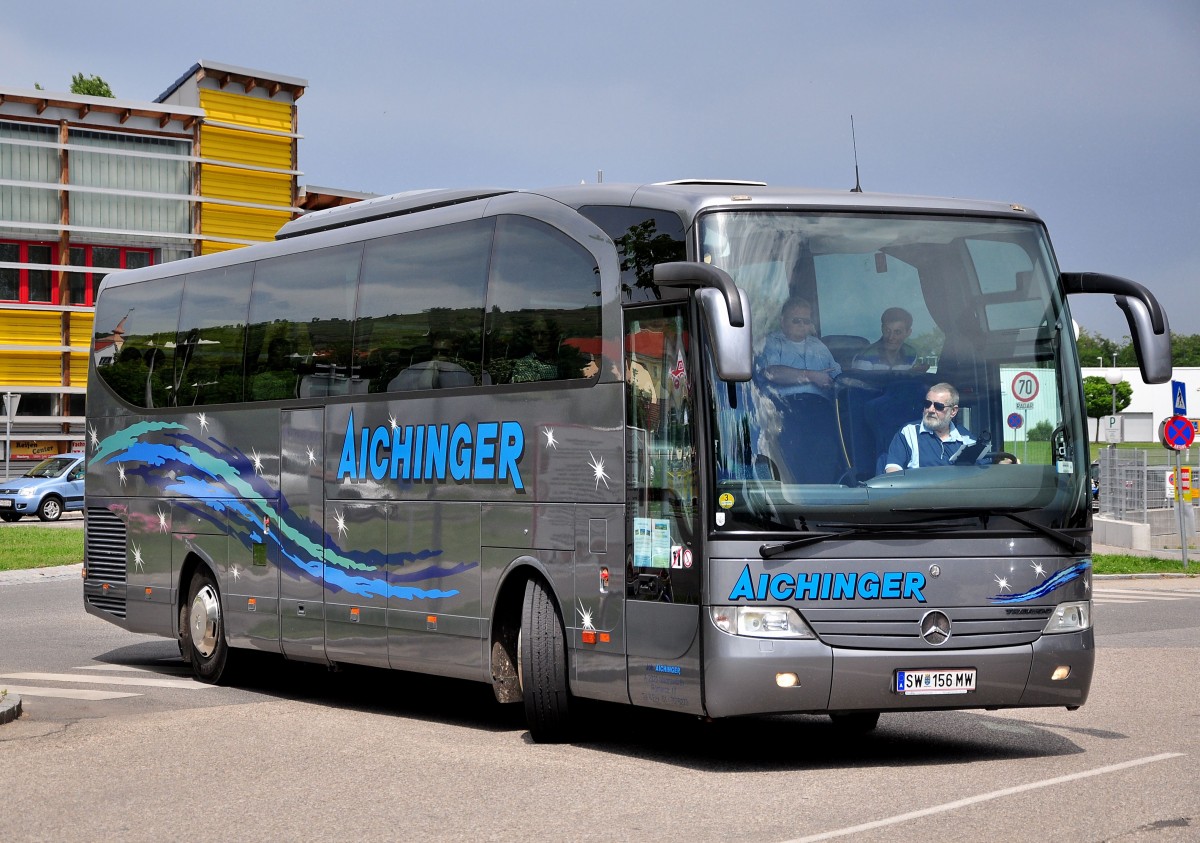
[852, 307, 929, 372]
[756, 296, 843, 483]
[756, 296, 840, 399]
[884, 382, 976, 472]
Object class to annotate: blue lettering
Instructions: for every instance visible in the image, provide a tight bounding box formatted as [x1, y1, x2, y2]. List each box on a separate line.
[881, 571, 902, 599]
[832, 572, 855, 599]
[337, 411, 357, 479]
[903, 571, 927, 603]
[357, 425, 369, 478]
[449, 423, 471, 482]
[729, 566, 756, 600]
[794, 572, 820, 600]
[768, 572, 794, 600]
[858, 572, 880, 599]
[369, 426, 389, 481]
[474, 422, 497, 481]
[820, 572, 832, 599]
[391, 425, 412, 480]
[498, 421, 525, 491]
[412, 425, 425, 480]
[424, 424, 448, 481]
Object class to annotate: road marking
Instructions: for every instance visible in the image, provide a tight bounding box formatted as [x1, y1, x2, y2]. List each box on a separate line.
[77, 664, 192, 676]
[0, 672, 213, 690]
[779, 752, 1185, 843]
[0, 684, 139, 701]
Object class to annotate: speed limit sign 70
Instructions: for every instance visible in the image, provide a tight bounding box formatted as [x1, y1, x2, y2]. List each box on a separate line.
[1012, 371, 1040, 404]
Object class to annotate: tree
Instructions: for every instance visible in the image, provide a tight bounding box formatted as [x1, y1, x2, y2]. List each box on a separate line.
[70, 73, 114, 98]
[1075, 329, 1119, 368]
[1083, 375, 1133, 440]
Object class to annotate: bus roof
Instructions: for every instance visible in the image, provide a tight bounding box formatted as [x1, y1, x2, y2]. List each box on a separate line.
[274, 180, 1040, 241]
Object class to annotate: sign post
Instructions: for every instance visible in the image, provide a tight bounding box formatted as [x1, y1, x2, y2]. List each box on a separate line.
[2, 392, 17, 480]
[1160, 413, 1195, 569]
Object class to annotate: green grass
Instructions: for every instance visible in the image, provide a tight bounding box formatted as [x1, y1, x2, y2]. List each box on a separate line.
[0, 527, 85, 572]
[2, 525, 1195, 577]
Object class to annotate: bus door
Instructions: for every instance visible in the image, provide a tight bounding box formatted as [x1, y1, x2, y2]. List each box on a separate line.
[624, 304, 704, 714]
[279, 408, 327, 663]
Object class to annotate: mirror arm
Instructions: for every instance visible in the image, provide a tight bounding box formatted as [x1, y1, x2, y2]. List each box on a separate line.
[1061, 271, 1167, 336]
[654, 262, 745, 327]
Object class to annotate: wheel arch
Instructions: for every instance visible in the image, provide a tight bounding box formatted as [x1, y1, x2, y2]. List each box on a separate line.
[489, 555, 566, 704]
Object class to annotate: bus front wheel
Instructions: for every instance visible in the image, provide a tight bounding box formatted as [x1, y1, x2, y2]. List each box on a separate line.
[182, 569, 232, 684]
[519, 578, 572, 743]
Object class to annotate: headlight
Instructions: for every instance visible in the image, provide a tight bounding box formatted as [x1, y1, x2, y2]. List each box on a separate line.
[18, 488, 37, 498]
[1043, 600, 1092, 634]
[710, 606, 816, 639]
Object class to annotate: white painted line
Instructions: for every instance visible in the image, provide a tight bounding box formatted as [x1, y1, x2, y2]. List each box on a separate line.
[779, 752, 1185, 843]
[0, 672, 213, 690]
[77, 664, 192, 676]
[0, 684, 139, 701]
[1093, 597, 1159, 604]
[1093, 590, 1189, 600]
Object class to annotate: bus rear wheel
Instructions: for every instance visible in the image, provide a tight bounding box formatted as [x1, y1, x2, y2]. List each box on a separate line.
[182, 569, 233, 684]
[519, 578, 572, 743]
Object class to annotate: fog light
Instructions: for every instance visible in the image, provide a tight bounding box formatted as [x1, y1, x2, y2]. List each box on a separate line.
[776, 672, 799, 688]
[1051, 666, 1072, 681]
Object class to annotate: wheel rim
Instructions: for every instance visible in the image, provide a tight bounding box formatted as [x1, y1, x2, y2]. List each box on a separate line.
[42, 499, 61, 520]
[189, 584, 221, 658]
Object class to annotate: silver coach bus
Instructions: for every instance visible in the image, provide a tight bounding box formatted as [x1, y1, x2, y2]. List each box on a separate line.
[83, 182, 1171, 741]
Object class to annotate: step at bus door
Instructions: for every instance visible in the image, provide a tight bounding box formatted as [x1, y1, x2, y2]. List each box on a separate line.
[279, 408, 327, 663]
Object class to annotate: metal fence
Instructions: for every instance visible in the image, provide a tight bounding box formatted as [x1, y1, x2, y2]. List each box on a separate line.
[1097, 446, 1198, 543]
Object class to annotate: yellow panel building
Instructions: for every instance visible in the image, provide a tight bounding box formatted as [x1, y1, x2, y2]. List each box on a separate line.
[0, 61, 307, 462]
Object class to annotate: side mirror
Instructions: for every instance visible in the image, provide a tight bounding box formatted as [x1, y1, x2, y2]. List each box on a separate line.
[697, 287, 753, 382]
[1062, 272, 1173, 384]
[654, 261, 753, 382]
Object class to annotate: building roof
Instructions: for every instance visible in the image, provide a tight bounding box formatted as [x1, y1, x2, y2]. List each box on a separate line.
[0, 85, 204, 129]
[156, 60, 307, 103]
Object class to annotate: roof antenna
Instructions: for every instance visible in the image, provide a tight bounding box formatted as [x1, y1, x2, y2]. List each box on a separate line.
[850, 116, 863, 193]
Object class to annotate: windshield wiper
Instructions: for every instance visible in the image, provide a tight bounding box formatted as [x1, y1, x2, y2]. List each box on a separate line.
[759, 520, 974, 559]
[892, 506, 1086, 554]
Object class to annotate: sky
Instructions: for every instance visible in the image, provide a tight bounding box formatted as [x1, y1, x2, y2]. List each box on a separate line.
[2, 0, 1197, 341]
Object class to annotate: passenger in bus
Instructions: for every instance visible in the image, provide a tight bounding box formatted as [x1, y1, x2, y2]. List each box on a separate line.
[755, 296, 843, 483]
[852, 307, 929, 372]
[883, 382, 977, 472]
[510, 316, 561, 383]
[757, 297, 840, 398]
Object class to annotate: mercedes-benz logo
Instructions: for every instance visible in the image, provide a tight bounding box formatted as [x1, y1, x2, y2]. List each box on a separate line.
[920, 610, 952, 645]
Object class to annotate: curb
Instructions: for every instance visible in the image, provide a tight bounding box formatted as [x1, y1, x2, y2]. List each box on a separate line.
[0, 692, 21, 726]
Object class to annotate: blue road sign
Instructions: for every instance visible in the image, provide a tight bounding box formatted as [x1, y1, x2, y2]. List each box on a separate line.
[1173, 380, 1187, 416]
[1007, 412, 1023, 429]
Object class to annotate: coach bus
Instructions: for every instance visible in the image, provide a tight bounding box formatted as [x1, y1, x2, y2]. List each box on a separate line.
[83, 182, 1171, 741]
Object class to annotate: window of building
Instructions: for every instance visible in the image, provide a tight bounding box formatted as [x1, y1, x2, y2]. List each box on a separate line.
[0, 240, 153, 305]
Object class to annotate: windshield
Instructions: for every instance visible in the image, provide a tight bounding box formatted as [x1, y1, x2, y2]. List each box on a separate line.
[25, 457, 75, 478]
[701, 210, 1090, 532]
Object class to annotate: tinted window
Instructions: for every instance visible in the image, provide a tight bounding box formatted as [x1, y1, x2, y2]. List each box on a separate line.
[483, 216, 600, 384]
[0, 243, 17, 300]
[246, 244, 364, 400]
[578, 206, 686, 304]
[174, 264, 252, 406]
[356, 218, 492, 392]
[93, 277, 183, 408]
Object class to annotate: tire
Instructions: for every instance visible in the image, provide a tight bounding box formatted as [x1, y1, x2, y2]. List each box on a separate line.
[519, 578, 572, 743]
[0, 513, 20, 522]
[829, 711, 880, 734]
[181, 569, 233, 684]
[36, 496, 63, 522]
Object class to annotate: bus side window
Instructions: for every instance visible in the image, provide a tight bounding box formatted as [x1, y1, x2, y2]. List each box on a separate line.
[483, 216, 600, 385]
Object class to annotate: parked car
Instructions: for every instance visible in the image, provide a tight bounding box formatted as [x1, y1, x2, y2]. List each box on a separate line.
[0, 453, 86, 522]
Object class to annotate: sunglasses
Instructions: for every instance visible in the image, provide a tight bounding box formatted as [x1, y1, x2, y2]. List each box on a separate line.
[923, 399, 954, 412]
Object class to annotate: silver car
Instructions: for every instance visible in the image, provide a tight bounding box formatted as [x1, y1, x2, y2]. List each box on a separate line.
[0, 453, 86, 522]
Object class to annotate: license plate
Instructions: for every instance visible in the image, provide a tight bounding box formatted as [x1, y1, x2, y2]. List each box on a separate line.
[895, 668, 977, 695]
[0, 499, 11, 508]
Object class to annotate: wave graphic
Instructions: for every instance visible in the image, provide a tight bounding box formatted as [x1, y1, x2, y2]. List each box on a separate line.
[989, 560, 1091, 604]
[91, 420, 475, 600]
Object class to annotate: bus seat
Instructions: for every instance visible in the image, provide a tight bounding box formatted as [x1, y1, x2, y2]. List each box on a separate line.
[822, 335, 869, 371]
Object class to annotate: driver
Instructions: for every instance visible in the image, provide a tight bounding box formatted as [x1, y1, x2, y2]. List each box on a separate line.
[884, 382, 976, 472]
